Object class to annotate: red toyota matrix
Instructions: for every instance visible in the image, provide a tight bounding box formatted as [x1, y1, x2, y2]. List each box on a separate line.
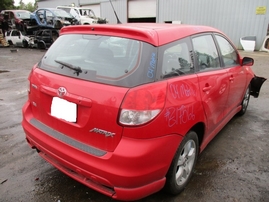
[22, 23, 266, 201]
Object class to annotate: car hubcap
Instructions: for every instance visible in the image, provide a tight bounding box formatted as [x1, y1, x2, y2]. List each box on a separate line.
[175, 140, 196, 186]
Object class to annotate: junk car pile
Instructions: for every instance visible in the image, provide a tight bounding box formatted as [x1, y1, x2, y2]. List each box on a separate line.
[0, 7, 107, 49]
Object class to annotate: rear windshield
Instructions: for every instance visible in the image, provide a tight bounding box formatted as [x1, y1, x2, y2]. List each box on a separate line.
[39, 34, 157, 87]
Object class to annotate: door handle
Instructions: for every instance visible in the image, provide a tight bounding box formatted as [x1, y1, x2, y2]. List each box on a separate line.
[203, 86, 212, 92]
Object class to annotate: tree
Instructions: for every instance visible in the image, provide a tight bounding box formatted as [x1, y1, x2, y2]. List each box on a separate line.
[0, 0, 15, 10]
[16, 0, 38, 12]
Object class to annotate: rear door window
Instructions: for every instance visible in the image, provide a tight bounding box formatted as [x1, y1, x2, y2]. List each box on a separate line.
[192, 34, 221, 71]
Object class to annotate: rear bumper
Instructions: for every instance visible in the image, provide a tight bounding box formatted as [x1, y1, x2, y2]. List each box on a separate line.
[22, 102, 182, 201]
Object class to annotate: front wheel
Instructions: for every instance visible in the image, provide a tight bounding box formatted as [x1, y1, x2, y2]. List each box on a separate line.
[237, 85, 250, 116]
[22, 39, 28, 48]
[164, 131, 199, 195]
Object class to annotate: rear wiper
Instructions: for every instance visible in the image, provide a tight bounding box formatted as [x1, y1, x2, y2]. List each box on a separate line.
[55, 60, 82, 76]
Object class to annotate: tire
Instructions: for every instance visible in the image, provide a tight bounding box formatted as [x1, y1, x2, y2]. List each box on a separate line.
[237, 84, 250, 116]
[37, 41, 46, 49]
[55, 21, 63, 29]
[164, 131, 199, 195]
[22, 40, 28, 48]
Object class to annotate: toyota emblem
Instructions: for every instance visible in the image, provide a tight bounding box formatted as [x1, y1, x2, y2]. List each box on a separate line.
[57, 87, 67, 97]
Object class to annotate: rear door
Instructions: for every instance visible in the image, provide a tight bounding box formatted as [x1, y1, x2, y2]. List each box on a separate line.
[192, 34, 229, 135]
[159, 37, 203, 136]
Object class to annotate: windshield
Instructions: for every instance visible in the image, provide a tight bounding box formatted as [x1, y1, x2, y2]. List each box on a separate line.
[39, 34, 157, 87]
[53, 9, 73, 18]
[15, 11, 31, 19]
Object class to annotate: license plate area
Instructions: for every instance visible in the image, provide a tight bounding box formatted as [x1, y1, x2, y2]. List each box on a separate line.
[51, 97, 77, 122]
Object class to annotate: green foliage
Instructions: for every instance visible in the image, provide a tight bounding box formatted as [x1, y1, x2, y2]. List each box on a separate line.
[15, 0, 38, 12]
[0, 0, 15, 10]
[0, 0, 38, 12]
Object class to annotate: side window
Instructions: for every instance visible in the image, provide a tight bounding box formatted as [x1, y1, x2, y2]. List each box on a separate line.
[11, 30, 19, 36]
[162, 40, 193, 78]
[10, 12, 14, 19]
[9, 12, 15, 25]
[215, 35, 239, 67]
[45, 10, 53, 25]
[37, 10, 45, 23]
[192, 35, 220, 71]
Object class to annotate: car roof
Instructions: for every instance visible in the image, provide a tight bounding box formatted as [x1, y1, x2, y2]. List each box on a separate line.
[57, 6, 88, 9]
[3, 10, 30, 12]
[34, 8, 65, 12]
[36, 8, 63, 10]
[60, 23, 223, 46]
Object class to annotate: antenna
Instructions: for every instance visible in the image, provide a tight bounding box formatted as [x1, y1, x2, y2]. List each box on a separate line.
[109, 0, 122, 24]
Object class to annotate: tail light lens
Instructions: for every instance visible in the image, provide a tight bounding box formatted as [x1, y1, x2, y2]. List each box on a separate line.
[27, 65, 38, 94]
[119, 82, 167, 126]
[27, 68, 34, 94]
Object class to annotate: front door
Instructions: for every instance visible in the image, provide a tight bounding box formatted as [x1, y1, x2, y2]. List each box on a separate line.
[214, 35, 247, 117]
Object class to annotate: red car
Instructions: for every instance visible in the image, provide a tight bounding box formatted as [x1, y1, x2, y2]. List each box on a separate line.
[22, 23, 266, 201]
[1, 10, 37, 34]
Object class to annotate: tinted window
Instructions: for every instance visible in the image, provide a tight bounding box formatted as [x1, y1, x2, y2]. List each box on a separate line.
[11, 30, 19, 36]
[161, 38, 193, 79]
[192, 35, 220, 71]
[215, 35, 239, 67]
[15, 11, 31, 18]
[39, 34, 157, 87]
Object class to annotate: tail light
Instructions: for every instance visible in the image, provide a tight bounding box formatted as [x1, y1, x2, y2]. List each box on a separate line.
[27, 65, 37, 94]
[119, 82, 167, 126]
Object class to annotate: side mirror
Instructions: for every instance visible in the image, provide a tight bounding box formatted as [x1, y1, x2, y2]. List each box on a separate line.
[242, 57, 254, 66]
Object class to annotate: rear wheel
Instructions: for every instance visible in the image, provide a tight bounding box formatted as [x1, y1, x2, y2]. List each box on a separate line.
[238, 84, 250, 116]
[164, 131, 199, 195]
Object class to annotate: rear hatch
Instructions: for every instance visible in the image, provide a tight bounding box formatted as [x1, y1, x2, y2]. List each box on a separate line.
[29, 33, 157, 152]
[29, 68, 127, 151]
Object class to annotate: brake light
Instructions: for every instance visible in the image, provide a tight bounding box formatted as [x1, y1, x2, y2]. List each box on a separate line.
[27, 68, 34, 94]
[27, 64, 37, 94]
[119, 82, 167, 126]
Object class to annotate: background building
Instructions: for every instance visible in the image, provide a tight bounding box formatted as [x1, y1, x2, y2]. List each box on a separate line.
[37, 0, 269, 50]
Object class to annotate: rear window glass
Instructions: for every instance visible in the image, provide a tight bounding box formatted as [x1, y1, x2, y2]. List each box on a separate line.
[39, 34, 157, 87]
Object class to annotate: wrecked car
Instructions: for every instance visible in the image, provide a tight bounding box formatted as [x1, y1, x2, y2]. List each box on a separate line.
[0, 10, 38, 34]
[22, 23, 266, 201]
[28, 29, 59, 49]
[56, 6, 108, 24]
[5, 29, 32, 47]
[30, 8, 79, 30]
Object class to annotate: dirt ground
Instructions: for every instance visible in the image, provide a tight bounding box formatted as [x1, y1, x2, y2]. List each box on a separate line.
[0, 47, 268, 202]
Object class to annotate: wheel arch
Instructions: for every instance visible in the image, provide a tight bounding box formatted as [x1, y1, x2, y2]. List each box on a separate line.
[189, 122, 205, 152]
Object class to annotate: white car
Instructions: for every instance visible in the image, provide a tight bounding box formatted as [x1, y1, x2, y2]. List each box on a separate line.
[56, 6, 108, 25]
[5, 29, 32, 47]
